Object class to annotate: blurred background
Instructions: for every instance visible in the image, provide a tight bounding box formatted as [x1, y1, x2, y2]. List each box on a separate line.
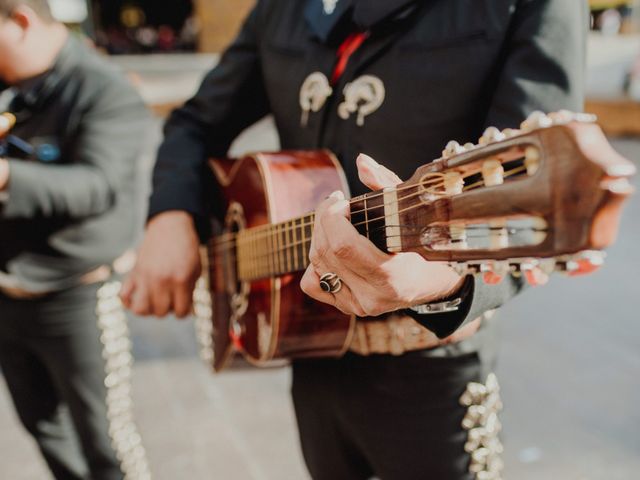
[1, 1, 640, 479]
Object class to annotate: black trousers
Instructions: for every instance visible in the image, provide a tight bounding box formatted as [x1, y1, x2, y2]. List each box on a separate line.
[0, 283, 124, 480]
[292, 351, 485, 480]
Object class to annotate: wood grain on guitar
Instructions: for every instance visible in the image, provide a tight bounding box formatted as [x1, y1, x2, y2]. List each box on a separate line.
[206, 111, 635, 371]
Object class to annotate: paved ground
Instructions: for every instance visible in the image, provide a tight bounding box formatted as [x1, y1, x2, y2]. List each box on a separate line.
[2, 34, 640, 480]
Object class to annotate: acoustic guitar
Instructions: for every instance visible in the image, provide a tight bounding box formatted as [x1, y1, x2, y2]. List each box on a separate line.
[206, 111, 635, 372]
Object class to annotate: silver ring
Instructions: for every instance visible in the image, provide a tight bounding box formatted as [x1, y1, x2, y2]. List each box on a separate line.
[319, 272, 343, 294]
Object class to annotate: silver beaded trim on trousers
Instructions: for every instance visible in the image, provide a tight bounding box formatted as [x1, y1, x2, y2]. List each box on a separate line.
[459, 373, 504, 480]
[193, 247, 214, 366]
[96, 281, 151, 480]
[193, 274, 214, 366]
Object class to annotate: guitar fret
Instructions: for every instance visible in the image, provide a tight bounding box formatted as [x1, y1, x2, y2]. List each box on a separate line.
[278, 223, 287, 275]
[258, 227, 265, 279]
[273, 224, 278, 276]
[363, 195, 370, 239]
[289, 218, 297, 272]
[302, 216, 309, 269]
[293, 218, 299, 271]
[246, 230, 253, 280]
[244, 230, 250, 280]
[284, 220, 291, 273]
[254, 229, 260, 280]
[251, 230, 257, 280]
[304, 215, 313, 269]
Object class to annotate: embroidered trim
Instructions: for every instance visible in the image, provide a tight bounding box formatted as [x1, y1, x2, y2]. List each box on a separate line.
[338, 75, 385, 126]
[193, 267, 214, 366]
[96, 282, 151, 480]
[299, 72, 333, 127]
[459, 373, 504, 480]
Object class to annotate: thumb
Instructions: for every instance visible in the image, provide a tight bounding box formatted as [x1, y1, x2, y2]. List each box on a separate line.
[356, 153, 402, 191]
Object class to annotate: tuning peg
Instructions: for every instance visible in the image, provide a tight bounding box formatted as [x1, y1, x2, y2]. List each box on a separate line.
[482, 271, 503, 285]
[574, 112, 598, 123]
[524, 146, 541, 175]
[547, 110, 577, 125]
[554, 111, 597, 124]
[561, 251, 605, 276]
[521, 263, 549, 286]
[482, 159, 504, 187]
[452, 262, 482, 276]
[463, 142, 476, 151]
[480, 262, 509, 285]
[479, 127, 506, 146]
[442, 140, 466, 159]
[520, 111, 553, 132]
[501, 128, 521, 138]
[443, 172, 464, 195]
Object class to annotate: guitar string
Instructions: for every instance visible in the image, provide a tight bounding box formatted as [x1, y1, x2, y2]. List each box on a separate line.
[212, 162, 524, 248]
[216, 225, 549, 280]
[216, 225, 548, 255]
[213, 228, 549, 267]
[213, 160, 499, 248]
[221, 224, 548, 280]
[214, 166, 526, 262]
[212, 169, 463, 244]
[231, 225, 549, 281]
[210, 165, 490, 244]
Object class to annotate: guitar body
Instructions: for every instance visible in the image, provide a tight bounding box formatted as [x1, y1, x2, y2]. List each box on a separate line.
[208, 151, 355, 371]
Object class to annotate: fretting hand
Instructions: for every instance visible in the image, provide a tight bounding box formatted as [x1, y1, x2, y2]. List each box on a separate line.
[300, 154, 464, 317]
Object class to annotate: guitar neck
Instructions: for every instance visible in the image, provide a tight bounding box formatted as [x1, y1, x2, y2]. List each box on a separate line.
[227, 191, 390, 282]
[234, 212, 314, 281]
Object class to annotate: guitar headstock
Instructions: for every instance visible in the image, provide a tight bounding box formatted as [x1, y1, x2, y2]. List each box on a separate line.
[393, 111, 636, 285]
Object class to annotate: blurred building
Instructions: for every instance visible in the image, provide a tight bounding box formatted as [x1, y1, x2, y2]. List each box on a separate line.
[50, 1, 639, 55]
[589, 0, 639, 34]
[85, 0, 254, 54]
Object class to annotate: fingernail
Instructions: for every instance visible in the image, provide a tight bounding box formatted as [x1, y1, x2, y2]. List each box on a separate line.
[329, 190, 344, 200]
[358, 153, 380, 168]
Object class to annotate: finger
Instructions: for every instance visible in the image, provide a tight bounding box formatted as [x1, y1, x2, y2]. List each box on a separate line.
[130, 280, 151, 316]
[319, 196, 387, 276]
[173, 282, 195, 319]
[309, 194, 370, 289]
[150, 282, 172, 317]
[356, 153, 402, 191]
[308, 191, 341, 270]
[300, 265, 364, 316]
[119, 275, 136, 309]
[300, 266, 336, 306]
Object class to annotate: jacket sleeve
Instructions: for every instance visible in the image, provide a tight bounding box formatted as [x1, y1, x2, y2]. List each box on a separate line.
[1, 77, 148, 220]
[147, 2, 271, 240]
[415, 0, 588, 339]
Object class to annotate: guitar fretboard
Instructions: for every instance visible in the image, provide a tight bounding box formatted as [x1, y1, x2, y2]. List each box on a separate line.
[236, 213, 315, 280]
[219, 190, 391, 282]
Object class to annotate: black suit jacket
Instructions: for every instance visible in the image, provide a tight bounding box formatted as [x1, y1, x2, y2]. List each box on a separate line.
[149, 0, 587, 340]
